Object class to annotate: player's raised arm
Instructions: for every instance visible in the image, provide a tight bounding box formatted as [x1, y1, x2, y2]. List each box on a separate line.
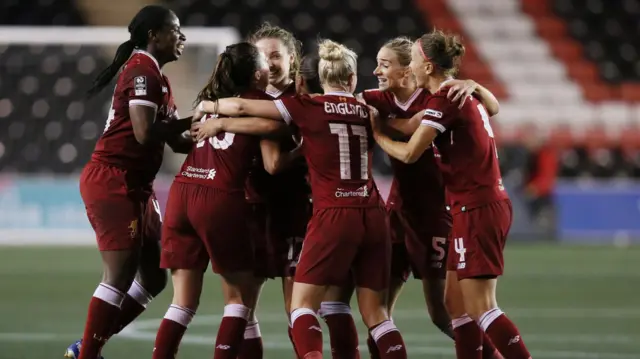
[194, 98, 283, 120]
[384, 110, 423, 136]
[373, 96, 456, 164]
[192, 116, 285, 142]
[445, 79, 499, 115]
[372, 115, 436, 164]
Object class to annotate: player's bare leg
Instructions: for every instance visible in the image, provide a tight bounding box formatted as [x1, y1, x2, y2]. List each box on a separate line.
[366, 277, 403, 359]
[445, 271, 503, 359]
[356, 286, 407, 359]
[290, 282, 329, 359]
[152, 269, 203, 359]
[214, 271, 262, 359]
[321, 283, 360, 359]
[76, 249, 140, 359]
[459, 277, 530, 359]
[238, 277, 267, 359]
[111, 238, 168, 337]
[422, 278, 454, 338]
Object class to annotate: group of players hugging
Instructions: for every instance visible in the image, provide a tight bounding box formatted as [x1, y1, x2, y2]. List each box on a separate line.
[63, 4, 533, 359]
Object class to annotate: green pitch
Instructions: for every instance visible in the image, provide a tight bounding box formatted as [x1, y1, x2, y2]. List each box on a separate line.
[0, 244, 638, 359]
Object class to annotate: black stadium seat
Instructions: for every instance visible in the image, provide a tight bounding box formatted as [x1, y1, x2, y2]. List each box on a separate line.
[0, 1, 111, 173]
[554, 0, 640, 83]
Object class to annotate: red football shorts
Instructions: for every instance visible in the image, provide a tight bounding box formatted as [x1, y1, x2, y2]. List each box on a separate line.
[446, 199, 513, 279]
[160, 182, 253, 273]
[143, 193, 162, 243]
[402, 210, 451, 280]
[80, 162, 156, 251]
[388, 208, 411, 282]
[295, 206, 391, 291]
[268, 196, 312, 278]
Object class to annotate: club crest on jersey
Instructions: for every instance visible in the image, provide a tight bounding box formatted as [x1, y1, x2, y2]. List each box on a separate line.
[424, 109, 443, 118]
[134, 76, 147, 96]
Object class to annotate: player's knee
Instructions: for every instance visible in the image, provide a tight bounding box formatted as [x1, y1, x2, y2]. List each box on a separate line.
[443, 290, 466, 318]
[136, 268, 168, 297]
[357, 300, 389, 328]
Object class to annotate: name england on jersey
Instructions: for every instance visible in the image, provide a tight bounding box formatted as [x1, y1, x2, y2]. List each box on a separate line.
[324, 102, 368, 118]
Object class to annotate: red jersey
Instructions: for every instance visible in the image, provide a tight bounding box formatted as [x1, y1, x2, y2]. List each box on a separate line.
[175, 90, 269, 192]
[362, 88, 447, 216]
[420, 88, 508, 213]
[274, 92, 383, 209]
[245, 83, 310, 203]
[91, 50, 177, 189]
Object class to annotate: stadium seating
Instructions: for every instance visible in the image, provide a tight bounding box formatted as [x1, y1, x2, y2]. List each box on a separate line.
[0, 1, 111, 173]
[553, 0, 640, 84]
[0, 0, 85, 26]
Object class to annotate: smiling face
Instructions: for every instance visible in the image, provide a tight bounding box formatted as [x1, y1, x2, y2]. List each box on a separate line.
[152, 12, 186, 63]
[373, 46, 412, 92]
[409, 41, 432, 88]
[255, 37, 293, 87]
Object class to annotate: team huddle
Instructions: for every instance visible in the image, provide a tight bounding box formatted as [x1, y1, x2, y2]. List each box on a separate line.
[65, 4, 533, 359]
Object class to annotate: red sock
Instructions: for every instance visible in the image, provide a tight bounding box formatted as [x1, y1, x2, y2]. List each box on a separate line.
[482, 333, 503, 359]
[366, 334, 380, 359]
[152, 305, 194, 359]
[452, 315, 482, 359]
[369, 320, 407, 359]
[479, 309, 531, 359]
[214, 304, 250, 359]
[78, 283, 124, 359]
[288, 325, 302, 359]
[238, 321, 263, 359]
[320, 302, 360, 359]
[291, 308, 323, 359]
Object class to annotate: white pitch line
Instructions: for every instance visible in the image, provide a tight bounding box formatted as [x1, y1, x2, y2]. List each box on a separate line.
[0, 330, 637, 359]
[117, 330, 640, 359]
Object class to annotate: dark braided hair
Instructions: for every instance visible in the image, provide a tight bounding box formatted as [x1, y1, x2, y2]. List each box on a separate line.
[87, 5, 174, 97]
[299, 54, 322, 94]
[195, 42, 263, 105]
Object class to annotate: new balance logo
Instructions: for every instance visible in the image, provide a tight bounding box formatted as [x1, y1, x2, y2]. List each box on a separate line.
[308, 325, 322, 332]
[216, 344, 231, 350]
[508, 335, 521, 345]
[386, 345, 403, 353]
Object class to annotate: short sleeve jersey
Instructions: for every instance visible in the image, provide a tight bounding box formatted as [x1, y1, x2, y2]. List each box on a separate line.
[175, 90, 270, 192]
[362, 88, 447, 216]
[244, 83, 310, 204]
[91, 50, 177, 189]
[274, 92, 383, 209]
[419, 88, 508, 213]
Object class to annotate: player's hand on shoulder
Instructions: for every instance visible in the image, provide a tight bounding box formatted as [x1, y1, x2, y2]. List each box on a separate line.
[192, 100, 217, 123]
[445, 79, 477, 109]
[367, 105, 382, 133]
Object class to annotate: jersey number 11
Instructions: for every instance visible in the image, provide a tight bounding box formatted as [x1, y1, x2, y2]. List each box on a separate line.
[329, 123, 369, 180]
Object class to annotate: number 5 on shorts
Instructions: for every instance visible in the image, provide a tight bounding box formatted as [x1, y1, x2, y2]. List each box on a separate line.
[431, 236, 446, 261]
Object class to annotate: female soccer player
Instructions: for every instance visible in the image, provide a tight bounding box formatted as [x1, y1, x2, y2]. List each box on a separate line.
[357, 37, 502, 359]
[68, 6, 188, 359]
[240, 23, 314, 359]
[152, 42, 299, 359]
[370, 30, 532, 359]
[192, 39, 409, 359]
